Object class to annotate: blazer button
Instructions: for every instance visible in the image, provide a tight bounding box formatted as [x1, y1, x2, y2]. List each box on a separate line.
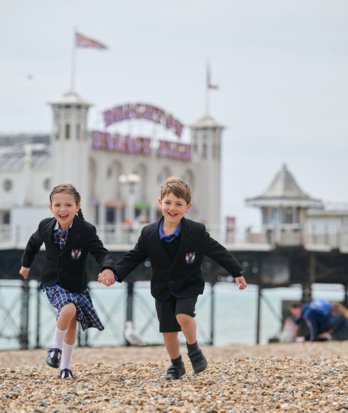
[170, 280, 174, 284]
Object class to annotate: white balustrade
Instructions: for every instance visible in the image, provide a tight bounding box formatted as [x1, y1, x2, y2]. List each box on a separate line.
[0, 223, 347, 251]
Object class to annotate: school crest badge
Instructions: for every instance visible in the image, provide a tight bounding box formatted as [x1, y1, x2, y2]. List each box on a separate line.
[71, 249, 82, 260]
[185, 252, 196, 264]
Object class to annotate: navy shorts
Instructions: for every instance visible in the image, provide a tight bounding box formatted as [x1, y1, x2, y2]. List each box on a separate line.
[155, 295, 198, 333]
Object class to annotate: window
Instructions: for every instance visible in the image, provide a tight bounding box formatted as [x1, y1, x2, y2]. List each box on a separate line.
[43, 178, 51, 191]
[285, 207, 293, 224]
[106, 207, 115, 224]
[65, 124, 70, 139]
[202, 144, 207, 159]
[271, 208, 278, 224]
[76, 124, 81, 140]
[3, 179, 12, 191]
[3, 211, 10, 224]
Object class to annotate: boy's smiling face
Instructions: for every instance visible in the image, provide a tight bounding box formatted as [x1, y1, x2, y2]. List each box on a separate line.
[158, 192, 191, 227]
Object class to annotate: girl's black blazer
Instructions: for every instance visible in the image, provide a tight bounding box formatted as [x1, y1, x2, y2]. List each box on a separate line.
[21, 216, 116, 293]
[115, 217, 243, 302]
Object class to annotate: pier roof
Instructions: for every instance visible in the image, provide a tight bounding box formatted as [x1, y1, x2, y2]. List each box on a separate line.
[246, 164, 323, 208]
[48, 91, 92, 107]
[190, 114, 224, 129]
[0, 143, 50, 171]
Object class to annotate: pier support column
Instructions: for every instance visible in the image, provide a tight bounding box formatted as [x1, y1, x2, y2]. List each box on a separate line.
[302, 253, 315, 303]
[20, 279, 30, 349]
[256, 286, 263, 345]
[209, 283, 215, 345]
[125, 282, 135, 346]
[126, 282, 134, 322]
[35, 282, 41, 348]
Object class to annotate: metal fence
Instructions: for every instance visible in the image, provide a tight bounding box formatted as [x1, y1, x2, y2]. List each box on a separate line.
[0, 279, 216, 350]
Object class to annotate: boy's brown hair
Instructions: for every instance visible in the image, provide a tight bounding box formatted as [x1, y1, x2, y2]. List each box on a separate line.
[160, 176, 191, 204]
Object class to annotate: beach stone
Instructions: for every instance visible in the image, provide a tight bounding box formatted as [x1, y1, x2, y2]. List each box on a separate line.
[0, 343, 348, 412]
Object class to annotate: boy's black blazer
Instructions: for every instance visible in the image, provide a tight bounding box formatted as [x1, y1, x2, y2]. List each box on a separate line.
[115, 217, 243, 302]
[21, 216, 116, 293]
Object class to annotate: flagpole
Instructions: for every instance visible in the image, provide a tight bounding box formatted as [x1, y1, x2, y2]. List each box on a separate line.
[70, 29, 77, 92]
[205, 59, 219, 115]
[205, 87, 210, 115]
[205, 59, 210, 115]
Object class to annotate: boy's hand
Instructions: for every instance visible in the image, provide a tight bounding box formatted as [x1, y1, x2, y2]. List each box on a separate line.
[19, 266, 30, 279]
[235, 276, 248, 290]
[98, 269, 116, 287]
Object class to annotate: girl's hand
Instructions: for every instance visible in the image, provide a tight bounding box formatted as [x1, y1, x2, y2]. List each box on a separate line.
[98, 269, 116, 287]
[19, 266, 30, 279]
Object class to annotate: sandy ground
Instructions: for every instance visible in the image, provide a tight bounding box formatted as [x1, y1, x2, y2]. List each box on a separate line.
[1, 342, 348, 412]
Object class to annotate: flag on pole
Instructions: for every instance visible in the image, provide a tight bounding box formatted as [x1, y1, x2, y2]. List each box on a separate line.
[207, 63, 218, 90]
[75, 32, 108, 49]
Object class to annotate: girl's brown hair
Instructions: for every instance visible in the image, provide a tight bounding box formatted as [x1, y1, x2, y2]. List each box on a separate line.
[160, 176, 191, 204]
[49, 184, 85, 220]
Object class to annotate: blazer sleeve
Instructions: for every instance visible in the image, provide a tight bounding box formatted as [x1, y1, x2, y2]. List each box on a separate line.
[87, 225, 116, 272]
[21, 226, 44, 268]
[203, 229, 243, 276]
[115, 229, 148, 282]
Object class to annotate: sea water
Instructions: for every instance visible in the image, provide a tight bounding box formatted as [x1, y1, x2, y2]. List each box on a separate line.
[0, 280, 345, 350]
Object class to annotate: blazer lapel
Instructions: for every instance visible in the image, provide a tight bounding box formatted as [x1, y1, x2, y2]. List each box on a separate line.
[149, 220, 172, 266]
[172, 218, 193, 266]
[42, 218, 56, 243]
[62, 215, 81, 252]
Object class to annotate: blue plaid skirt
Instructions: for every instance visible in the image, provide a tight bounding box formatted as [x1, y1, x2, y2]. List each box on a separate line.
[43, 283, 104, 331]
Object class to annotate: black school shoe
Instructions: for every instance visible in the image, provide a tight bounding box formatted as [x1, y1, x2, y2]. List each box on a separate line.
[59, 368, 74, 379]
[46, 348, 62, 368]
[164, 363, 186, 380]
[188, 348, 208, 374]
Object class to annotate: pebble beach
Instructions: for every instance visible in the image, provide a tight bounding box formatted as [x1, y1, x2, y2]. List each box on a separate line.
[1, 342, 348, 412]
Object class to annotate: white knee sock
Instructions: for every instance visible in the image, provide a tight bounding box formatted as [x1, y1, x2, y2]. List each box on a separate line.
[51, 327, 67, 350]
[61, 342, 74, 370]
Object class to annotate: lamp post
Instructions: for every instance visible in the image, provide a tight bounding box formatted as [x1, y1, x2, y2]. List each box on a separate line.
[118, 173, 140, 224]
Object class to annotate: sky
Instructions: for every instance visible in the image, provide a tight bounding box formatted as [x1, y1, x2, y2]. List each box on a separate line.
[1, 0, 348, 230]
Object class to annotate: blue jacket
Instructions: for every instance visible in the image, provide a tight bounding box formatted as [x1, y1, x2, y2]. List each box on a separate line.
[301, 300, 333, 341]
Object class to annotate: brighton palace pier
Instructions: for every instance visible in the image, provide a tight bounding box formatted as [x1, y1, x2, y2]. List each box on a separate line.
[0, 91, 348, 314]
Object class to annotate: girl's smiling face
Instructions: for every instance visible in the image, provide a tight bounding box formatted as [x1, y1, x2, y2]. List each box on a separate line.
[158, 192, 191, 227]
[49, 192, 80, 230]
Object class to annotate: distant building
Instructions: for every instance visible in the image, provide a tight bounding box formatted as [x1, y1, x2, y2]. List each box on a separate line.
[245, 164, 323, 246]
[0, 91, 224, 243]
[305, 203, 348, 250]
[0, 134, 51, 221]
